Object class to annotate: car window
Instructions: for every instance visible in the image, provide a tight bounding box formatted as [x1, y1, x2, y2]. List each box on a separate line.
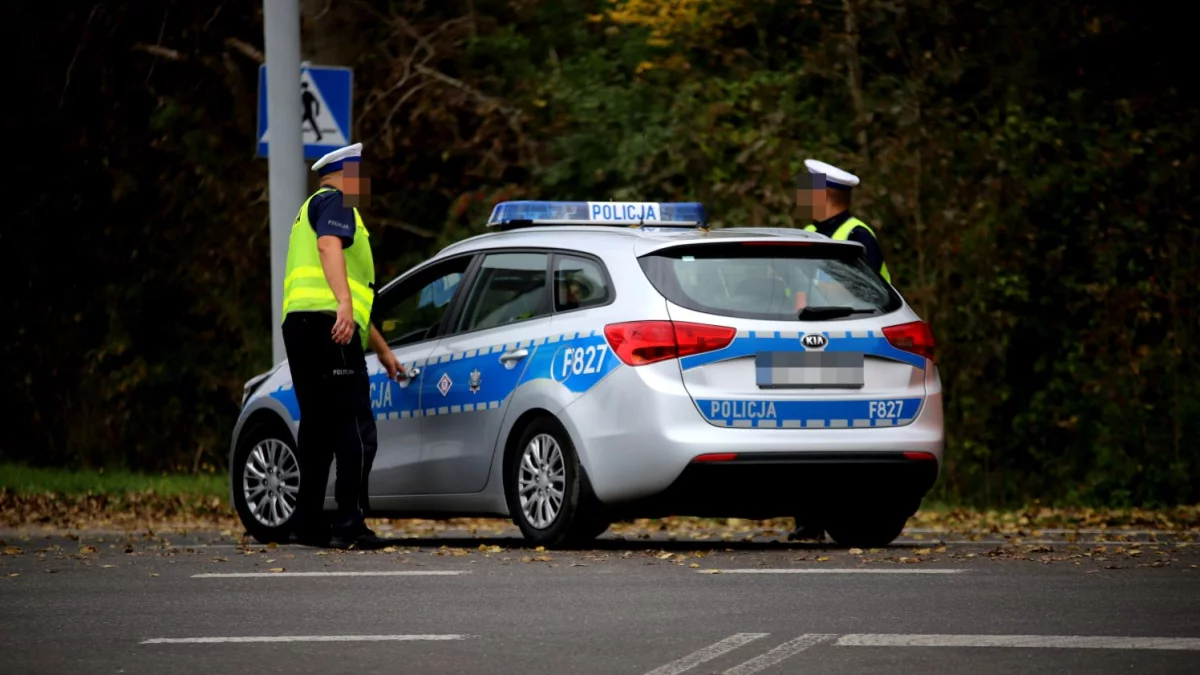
[455, 252, 550, 333]
[554, 254, 610, 312]
[638, 242, 900, 321]
[373, 256, 472, 346]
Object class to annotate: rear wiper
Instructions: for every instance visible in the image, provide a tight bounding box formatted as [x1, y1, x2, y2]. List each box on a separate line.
[797, 306, 878, 321]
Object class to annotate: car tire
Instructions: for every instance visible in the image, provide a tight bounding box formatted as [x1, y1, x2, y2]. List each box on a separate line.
[231, 420, 302, 545]
[825, 509, 911, 549]
[505, 416, 605, 548]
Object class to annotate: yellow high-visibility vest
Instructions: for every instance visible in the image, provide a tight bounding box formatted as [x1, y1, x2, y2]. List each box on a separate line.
[805, 216, 892, 284]
[281, 187, 376, 349]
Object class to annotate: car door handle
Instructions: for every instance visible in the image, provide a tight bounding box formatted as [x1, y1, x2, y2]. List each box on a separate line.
[398, 366, 420, 388]
[499, 349, 529, 366]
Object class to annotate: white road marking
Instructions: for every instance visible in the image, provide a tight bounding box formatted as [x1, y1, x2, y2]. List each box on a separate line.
[722, 634, 836, 675]
[643, 633, 769, 675]
[191, 571, 469, 578]
[701, 568, 966, 574]
[142, 634, 469, 645]
[836, 634, 1200, 650]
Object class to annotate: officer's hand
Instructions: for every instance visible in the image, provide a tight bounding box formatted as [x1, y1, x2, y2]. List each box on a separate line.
[332, 301, 355, 345]
[380, 351, 403, 382]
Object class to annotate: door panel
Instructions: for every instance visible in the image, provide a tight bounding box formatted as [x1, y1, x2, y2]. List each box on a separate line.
[417, 251, 553, 495]
[364, 254, 474, 497]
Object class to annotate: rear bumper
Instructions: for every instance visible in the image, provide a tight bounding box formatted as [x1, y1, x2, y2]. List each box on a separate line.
[611, 452, 939, 520]
[559, 361, 944, 508]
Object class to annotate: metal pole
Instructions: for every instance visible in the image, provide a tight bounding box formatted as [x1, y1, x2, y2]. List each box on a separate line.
[263, 0, 305, 366]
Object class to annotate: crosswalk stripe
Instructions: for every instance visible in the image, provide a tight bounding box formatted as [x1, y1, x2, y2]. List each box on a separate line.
[722, 634, 836, 675]
[643, 633, 769, 675]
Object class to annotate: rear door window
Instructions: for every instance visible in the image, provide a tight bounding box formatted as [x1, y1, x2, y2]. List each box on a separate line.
[454, 252, 551, 332]
[638, 242, 900, 321]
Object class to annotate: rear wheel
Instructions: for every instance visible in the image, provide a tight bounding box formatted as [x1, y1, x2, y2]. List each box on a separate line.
[232, 421, 302, 544]
[506, 417, 607, 548]
[825, 503, 915, 548]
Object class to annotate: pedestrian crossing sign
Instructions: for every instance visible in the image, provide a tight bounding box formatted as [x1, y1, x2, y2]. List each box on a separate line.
[257, 64, 353, 160]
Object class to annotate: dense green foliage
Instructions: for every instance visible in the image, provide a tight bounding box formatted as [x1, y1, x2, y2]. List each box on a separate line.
[6, 1, 1196, 507]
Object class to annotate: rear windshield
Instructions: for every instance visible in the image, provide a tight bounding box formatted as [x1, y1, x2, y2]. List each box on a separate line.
[638, 242, 901, 321]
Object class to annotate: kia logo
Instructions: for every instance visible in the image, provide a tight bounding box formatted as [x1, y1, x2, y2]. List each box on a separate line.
[801, 333, 828, 349]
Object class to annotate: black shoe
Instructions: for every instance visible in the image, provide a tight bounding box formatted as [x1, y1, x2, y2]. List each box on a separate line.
[328, 525, 390, 550]
[287, 527, 331, 547]
[788, 524, 826, 542]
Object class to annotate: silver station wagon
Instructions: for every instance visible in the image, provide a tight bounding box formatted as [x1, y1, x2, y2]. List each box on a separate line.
[231, 201, 944, 548]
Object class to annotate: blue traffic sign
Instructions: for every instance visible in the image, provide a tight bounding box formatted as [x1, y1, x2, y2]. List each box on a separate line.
[257, 65, 353, 160]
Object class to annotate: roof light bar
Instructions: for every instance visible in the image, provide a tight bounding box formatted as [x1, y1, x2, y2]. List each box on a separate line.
[486, 201, 707, 229]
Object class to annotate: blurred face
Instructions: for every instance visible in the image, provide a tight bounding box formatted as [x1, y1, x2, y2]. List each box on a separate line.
[796, 186, 827, 222]
[342, 162, 371, 208]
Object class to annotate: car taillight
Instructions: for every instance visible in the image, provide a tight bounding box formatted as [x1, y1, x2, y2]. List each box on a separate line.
[603, 321, 735, 366]
[882, 321, 935, 362]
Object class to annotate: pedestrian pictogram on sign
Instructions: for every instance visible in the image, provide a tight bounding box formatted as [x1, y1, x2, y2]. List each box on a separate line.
[257, 64, 353, 160]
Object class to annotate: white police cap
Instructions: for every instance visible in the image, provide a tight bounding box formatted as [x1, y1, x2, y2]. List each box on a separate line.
[804, 158, 860, 191]
[312, 143, 363, 176]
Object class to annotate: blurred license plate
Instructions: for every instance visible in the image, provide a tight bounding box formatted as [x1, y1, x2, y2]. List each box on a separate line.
[755, 351, 864, 389]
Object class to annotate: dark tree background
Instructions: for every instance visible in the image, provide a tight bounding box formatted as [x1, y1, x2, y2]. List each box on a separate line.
[5, 0, 1197, 507]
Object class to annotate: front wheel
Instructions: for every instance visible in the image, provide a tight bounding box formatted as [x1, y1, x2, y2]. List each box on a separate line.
[231, 422, 302, 544]
[506, 417, 605, 548]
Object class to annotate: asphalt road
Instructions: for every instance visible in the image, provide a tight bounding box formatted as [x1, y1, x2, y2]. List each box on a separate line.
[2, 526, 1198, 674]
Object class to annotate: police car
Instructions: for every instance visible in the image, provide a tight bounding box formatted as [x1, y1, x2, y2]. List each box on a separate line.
[231, 201, 943, 548]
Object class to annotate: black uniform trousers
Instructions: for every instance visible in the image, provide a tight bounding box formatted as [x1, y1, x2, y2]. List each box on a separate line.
[281, 311, 378, 536]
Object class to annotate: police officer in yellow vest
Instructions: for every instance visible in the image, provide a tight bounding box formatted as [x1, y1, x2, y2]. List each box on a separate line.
[789, 158, 891, 543]
[281, 143, 403, 549]
[799, 158, 891, 284]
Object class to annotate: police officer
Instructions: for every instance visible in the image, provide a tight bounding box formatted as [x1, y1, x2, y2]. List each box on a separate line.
[798, 158, 891, 284]
[281, 142, 404, 549]
[789, 158, 891, 543]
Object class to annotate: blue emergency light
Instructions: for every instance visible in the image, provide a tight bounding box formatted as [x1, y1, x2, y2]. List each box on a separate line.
[486, 201, 707, 229]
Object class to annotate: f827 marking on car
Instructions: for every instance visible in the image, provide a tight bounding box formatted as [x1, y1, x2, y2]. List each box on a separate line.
[559, 344, 609, 379]
[868, 400, 905, 419]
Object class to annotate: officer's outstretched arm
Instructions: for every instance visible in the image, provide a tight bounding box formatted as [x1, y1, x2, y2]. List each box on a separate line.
[367, 324, 388, 356]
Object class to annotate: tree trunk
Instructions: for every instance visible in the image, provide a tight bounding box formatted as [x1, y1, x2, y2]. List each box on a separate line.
[842, 0, 870, 163]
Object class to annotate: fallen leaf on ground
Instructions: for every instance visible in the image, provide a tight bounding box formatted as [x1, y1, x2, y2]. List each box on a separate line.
[848, 548, 864, 555]
[817, 556, 830, 562]
[211, 556, 228, 563]
[101, 564, 115, 569]
[689, 563, 700, 569]
[268, 567, 285, 573]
